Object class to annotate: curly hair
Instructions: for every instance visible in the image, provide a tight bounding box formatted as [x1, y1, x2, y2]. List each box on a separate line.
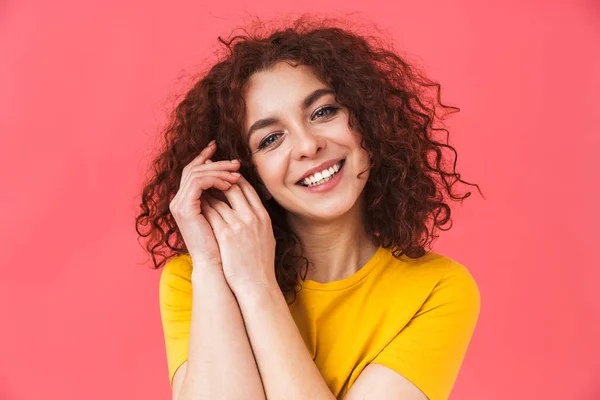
[135, 13, 484, 305]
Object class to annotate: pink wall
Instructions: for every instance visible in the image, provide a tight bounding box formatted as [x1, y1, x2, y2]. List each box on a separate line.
[1, 1, 598, 399]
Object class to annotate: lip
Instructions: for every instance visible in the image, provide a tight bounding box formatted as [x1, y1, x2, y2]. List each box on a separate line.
[295, 158, 345, 184]
[297, 161, 345, 193]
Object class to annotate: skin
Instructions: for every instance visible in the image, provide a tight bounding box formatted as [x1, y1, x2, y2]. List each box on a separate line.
[241, 61, 379, 283]
[171, 61, 428, 400]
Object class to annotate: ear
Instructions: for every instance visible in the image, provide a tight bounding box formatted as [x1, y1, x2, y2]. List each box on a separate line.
[257, 183, 273, 200]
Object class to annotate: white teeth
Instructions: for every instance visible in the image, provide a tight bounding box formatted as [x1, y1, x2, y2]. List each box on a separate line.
[301, 161, 343, 187]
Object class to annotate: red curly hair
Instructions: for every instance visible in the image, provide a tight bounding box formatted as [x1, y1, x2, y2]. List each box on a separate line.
[135, 13, 484, 304]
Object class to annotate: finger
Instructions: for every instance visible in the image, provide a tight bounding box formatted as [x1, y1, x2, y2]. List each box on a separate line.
[234, 175, 268, 216]
[204, 192, 239, 225]
[195, 176, 234, 191]
[180, 170, 238, 202]
[200, 195, 227, 232]
[179, 175, 232, 209]
[194, 159, 241, 172]
[179, 142, 217, 191]
[191, 170, 241, 184]
[190, 140, 217, 167]
[221, 183, 254, 218]
[181, 159, 238, 191]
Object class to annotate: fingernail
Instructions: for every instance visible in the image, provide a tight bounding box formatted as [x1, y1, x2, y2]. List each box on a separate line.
[208, 140, 216, 146]
[231, 172, 241, 177]
[230, 159, 239, 163]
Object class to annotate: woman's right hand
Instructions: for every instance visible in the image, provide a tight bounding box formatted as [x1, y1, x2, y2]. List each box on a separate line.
[168, 140, 241, 272]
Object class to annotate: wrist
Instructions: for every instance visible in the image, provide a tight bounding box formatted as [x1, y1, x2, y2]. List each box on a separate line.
[190, 259, 224, 280]
[229, 276, 280, 298]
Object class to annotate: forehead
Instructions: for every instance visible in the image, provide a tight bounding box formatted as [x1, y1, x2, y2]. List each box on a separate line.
[245, 62, 323, 95]
[243, 63, 329, 120]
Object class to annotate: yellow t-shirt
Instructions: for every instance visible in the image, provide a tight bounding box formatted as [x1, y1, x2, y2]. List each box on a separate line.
[159, 246, 481, 400]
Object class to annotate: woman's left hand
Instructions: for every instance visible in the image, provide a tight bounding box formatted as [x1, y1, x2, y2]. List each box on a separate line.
[200, 174, 277, 293]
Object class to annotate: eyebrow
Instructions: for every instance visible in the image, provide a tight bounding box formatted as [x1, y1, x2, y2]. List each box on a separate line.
[245, 88, 335, 143]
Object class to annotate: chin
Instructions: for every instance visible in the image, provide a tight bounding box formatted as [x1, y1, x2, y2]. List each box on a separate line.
[303, 204, 354, 221]
[282, 188, 365, 222]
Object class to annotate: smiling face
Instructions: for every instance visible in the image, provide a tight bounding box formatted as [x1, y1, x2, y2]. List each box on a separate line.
[242, 61, 371, 222]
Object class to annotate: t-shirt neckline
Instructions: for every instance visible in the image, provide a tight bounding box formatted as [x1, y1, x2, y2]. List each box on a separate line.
[298, 246, 387, 291]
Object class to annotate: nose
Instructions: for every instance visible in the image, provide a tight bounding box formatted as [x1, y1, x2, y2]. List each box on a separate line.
[290, 127, 327, 161]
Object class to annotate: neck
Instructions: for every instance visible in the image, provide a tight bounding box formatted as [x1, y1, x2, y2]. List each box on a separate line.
[285, 194, 379, 283]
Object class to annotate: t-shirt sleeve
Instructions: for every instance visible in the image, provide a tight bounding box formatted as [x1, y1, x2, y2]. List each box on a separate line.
[158, 255, 193, 388]
[371, 263, 481, 400]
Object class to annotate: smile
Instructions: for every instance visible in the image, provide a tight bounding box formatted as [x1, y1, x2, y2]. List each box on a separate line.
[297, 159, 345, 187]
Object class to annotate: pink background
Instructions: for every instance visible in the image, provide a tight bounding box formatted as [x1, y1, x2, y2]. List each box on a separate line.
[1, 1, 598, 399]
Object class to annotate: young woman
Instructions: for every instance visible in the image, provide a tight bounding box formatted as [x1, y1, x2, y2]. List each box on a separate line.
[136, 15, 483, 400]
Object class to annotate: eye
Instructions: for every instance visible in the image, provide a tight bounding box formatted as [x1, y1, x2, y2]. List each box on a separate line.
[258, 133, 283, 150]
[256, 106, 340, 150]
[312, 105, 339, 120]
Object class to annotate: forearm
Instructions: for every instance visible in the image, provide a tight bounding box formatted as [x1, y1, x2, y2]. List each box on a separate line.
[179, 264, 266, 400]
[233, 283, 336, 400]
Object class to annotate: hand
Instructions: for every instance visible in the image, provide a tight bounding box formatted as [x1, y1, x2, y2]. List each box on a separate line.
[200, 175, 277, 293]
[168, 140, 242, 274]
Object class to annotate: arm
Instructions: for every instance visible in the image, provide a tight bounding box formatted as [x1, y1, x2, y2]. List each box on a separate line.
[231, 262, 479, 400]
[178, 262, 266, 400]
[196, 179, 334, 399]
[233, 283, 336, 400]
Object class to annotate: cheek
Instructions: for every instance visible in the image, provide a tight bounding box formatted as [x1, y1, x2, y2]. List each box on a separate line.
[255, 155, 287, 187]
[349, 134, 369, 159]
[353, 145, 373, 180]
[358, 147, 371, 166]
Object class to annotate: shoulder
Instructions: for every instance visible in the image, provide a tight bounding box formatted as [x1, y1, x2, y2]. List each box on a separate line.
[381, 249, 481, 315]
[428, 253, 480, 305]
[406, 252, 481, 319]
[159, 254, 194, 299]
[160, 253, 193, 280]
[157, 254, 194, 390]
[364, 253, 481, 400]
[397, 250, 479, 289]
